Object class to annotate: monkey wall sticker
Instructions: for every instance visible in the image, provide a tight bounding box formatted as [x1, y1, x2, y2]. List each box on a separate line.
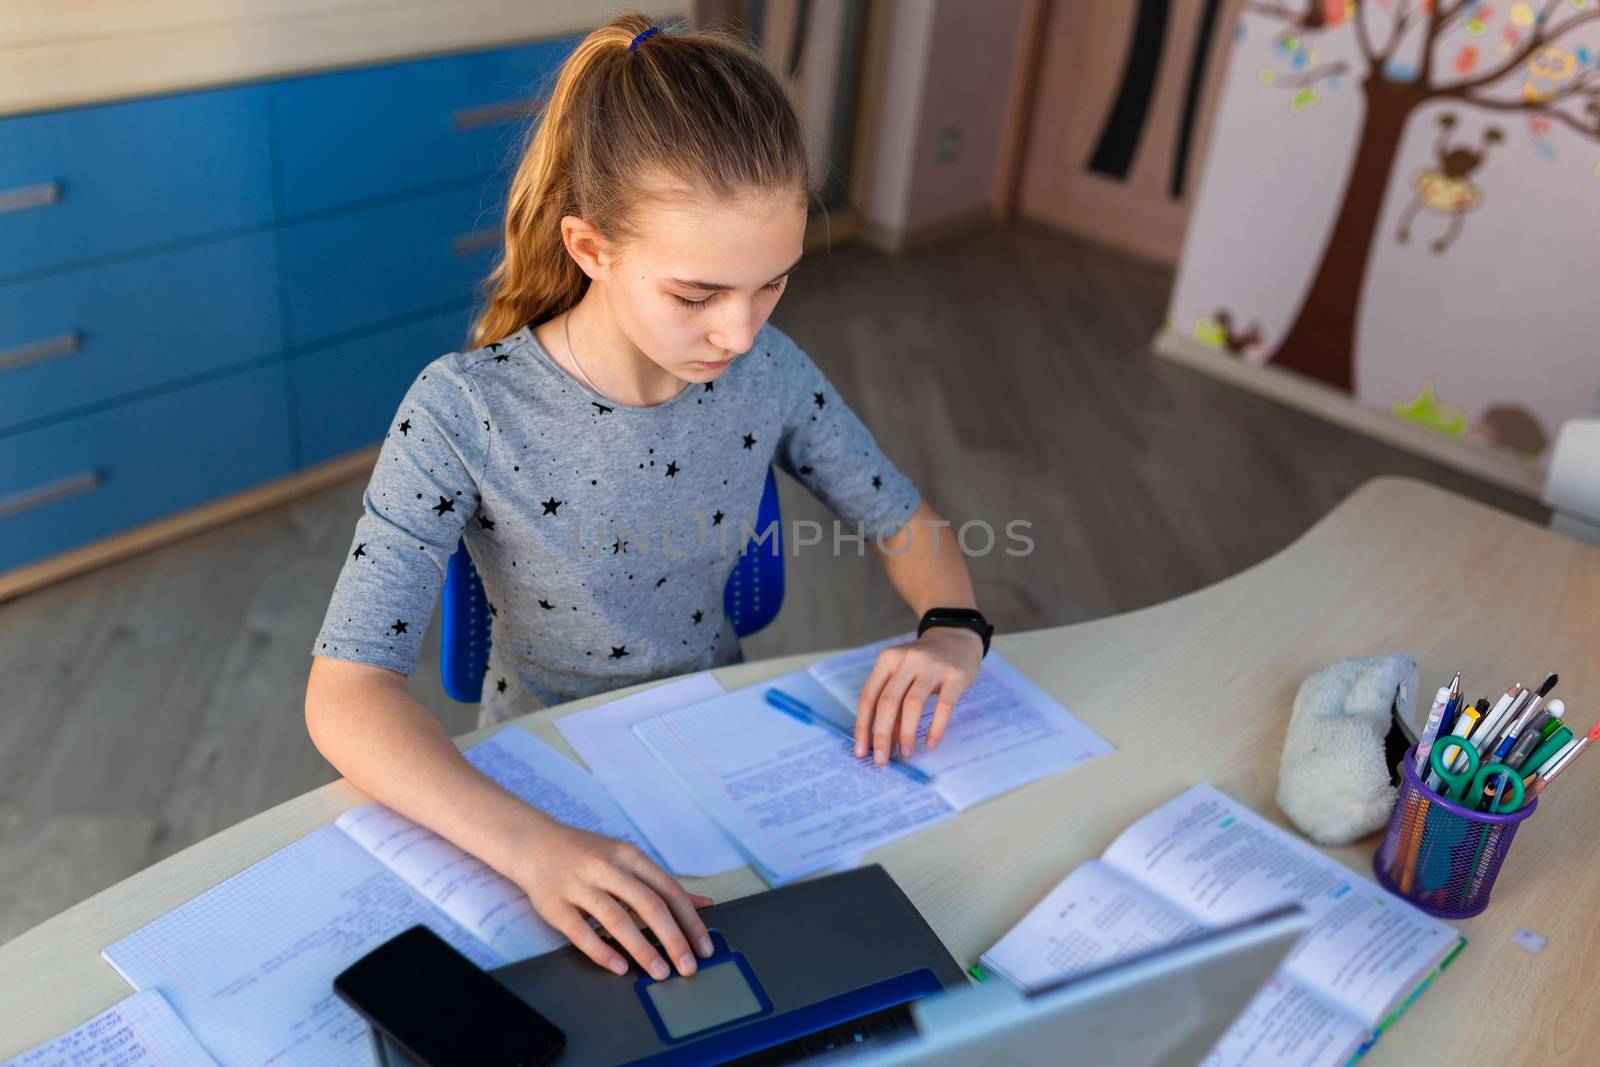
[1395, 114, 1505, 255]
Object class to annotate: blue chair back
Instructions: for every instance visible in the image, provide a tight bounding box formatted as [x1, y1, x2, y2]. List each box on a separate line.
[440, 465, 785, 703]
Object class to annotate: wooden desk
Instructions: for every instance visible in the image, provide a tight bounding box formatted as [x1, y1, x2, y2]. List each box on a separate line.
[2, 477, 1596, 1062]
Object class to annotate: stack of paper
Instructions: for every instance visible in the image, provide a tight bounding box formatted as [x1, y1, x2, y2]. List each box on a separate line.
[628, 641, 1112, 883]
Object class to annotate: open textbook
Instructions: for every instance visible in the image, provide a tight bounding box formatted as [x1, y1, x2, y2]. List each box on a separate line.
[2, 989, 216, 1067]
[633, 640, 1112, 884]
[977, 784, 1464, 1067]
[101, 728, 654, 1067]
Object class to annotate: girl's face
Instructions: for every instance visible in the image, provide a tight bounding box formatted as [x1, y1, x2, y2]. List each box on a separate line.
[594, 187, 808, 384]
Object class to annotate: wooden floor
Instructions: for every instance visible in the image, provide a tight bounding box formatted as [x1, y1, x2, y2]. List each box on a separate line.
[0, 222, 1547, 945]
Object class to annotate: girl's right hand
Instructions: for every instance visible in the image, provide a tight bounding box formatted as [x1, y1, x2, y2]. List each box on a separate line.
[506, 819, 715, 980]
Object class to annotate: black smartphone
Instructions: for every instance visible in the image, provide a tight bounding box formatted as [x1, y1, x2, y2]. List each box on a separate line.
[333, 925, 565, 1067]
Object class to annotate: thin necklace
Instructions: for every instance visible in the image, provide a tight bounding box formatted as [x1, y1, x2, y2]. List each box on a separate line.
[562, 310, 606, 396]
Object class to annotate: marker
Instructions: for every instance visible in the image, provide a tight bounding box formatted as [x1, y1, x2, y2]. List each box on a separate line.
[1515, 717, 1572, 777]
[1490, 674, 1557, 761]
[1427, 706, 1482, 791]
[1472, 685, 1522, 755]
[1506, 699, 1564, 769]
[1415, 686, 1452, 775]
[1526, 720, 1600, 800]
[764, 687, 934, 784]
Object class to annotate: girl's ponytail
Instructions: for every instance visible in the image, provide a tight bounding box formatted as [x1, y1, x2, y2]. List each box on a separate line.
[470, 12, 812, 348]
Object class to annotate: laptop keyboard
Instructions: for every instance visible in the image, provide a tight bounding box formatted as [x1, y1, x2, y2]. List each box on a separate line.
[721, 1002, 916, 1064]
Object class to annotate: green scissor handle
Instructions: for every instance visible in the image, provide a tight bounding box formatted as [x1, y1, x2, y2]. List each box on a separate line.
[1429, 740, 1480, 802]
[1474, 763, 1525, 813]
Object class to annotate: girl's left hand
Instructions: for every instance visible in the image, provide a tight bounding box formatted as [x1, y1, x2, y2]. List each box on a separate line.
[854, 628, 983, 764]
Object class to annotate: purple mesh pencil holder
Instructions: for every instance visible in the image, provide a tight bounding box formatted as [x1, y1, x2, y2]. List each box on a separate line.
[1373, 743, 1536, 918]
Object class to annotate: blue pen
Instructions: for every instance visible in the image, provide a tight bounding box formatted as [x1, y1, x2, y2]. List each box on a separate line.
[764, 687, 935, 785]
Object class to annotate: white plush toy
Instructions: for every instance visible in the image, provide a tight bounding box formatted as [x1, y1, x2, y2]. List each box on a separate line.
[1277, 653, 1418, 846]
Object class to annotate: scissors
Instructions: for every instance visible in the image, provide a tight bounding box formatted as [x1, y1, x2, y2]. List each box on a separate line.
[1427, 741, 1525, 812]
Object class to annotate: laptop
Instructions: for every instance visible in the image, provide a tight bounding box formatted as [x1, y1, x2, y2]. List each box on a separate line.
[372, 865, 1306, 1066]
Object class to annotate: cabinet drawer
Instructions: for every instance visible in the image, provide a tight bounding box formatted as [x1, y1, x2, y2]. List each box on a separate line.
[0, 364, 292, 573]
[271, 38, 575, 218]
[0, 87, 274, 282]
[290, 307, 474, 467]
[278, 179, 505, 348]
[0, 232, 282, 432]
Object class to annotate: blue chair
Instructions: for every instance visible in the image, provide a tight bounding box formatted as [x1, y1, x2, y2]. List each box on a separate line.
[440, 466, 785, 702]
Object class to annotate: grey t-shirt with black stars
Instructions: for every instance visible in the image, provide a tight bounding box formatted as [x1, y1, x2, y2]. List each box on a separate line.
[312, 319, 920, 726]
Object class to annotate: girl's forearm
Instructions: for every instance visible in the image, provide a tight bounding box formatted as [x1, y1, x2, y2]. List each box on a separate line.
[873, 500, 978, 616]
[304, 658, 552, 878]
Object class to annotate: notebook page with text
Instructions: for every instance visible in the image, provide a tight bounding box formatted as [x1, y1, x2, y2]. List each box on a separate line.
[336, 727, 659, 963]
[631, 678, 955, 883]
[1100, 785, 1458, 1026]
[1, 989, 217, 1067]
[103, 826, 496, 1067]
[806, 637, 1112, 809]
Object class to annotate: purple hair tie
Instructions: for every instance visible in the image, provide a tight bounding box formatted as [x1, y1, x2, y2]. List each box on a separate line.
[629, 26, 662, 52]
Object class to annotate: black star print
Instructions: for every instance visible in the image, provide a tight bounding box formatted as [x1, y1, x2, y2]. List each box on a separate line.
[609, 646, 630, 659]
[486, 342, 503, 352]
[665, 461, 679, 477]
[612, 538, 628, 555]
[692, 610, 704, 624]
[398, 419, 411, 435]
[539, 599, 553, 609]
[494, 352, 510, 363]
[813, 392, 825, 409]
[352, 543, 367, 559]
[488, 602, 498, 617]
[478, 515, 495, 531]
[592, 402, 613, 414]
[390, 620, 408, 635]
[541, 497, 562, 515]
[496, 677, 507, 694]
[482, 419, 490, 431]
[871, 475, 883, 490]
[799, 465, 814, 476]
[432, 496, 455, 515]
[704, 382, 715, 392]
[655, 576, 667, 588]
[712, 510, 724, 526]
[742, 433, 756, 449]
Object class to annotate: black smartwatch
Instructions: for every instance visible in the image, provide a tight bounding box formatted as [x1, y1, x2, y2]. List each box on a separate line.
[916, 607, 994, 657]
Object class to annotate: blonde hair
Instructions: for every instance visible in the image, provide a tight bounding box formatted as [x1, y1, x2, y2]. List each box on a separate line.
[471, 13, 814, 348]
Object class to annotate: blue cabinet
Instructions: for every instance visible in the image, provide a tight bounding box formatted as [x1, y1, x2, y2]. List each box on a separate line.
[0, 363, 293, 572]
[278, 178, 508, 347]
[290, 307, 475, 467]
[272, 39, 572, 217]
[0, 232, 283, 432]
[0, 36, 576, 576]
[0, 87, 275, 282]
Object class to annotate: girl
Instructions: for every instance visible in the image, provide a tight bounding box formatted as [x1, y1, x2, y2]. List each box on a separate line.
[304, 14, 991, 985]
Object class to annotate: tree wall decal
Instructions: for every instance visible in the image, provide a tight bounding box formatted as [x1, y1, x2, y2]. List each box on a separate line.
[1244, 0, 1600, 392]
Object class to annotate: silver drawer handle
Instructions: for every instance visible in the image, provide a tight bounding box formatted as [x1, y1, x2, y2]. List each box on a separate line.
[451, 228, 500, 256]
[451, 99, 536, 131]
[0, 181, 62, 215]
[0, 469, 102, 521]
[0, 331, 82, 373]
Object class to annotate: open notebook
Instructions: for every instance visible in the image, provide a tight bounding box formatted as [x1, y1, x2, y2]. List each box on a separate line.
[976, 784, 1464, 1067]
[632, 639, 1112, 884]
[2, 989, 215, 1067]
[101, 728, 653, 1067]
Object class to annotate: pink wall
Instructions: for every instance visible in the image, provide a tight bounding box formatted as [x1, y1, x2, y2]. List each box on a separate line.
[863, 0, 1029, 235]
